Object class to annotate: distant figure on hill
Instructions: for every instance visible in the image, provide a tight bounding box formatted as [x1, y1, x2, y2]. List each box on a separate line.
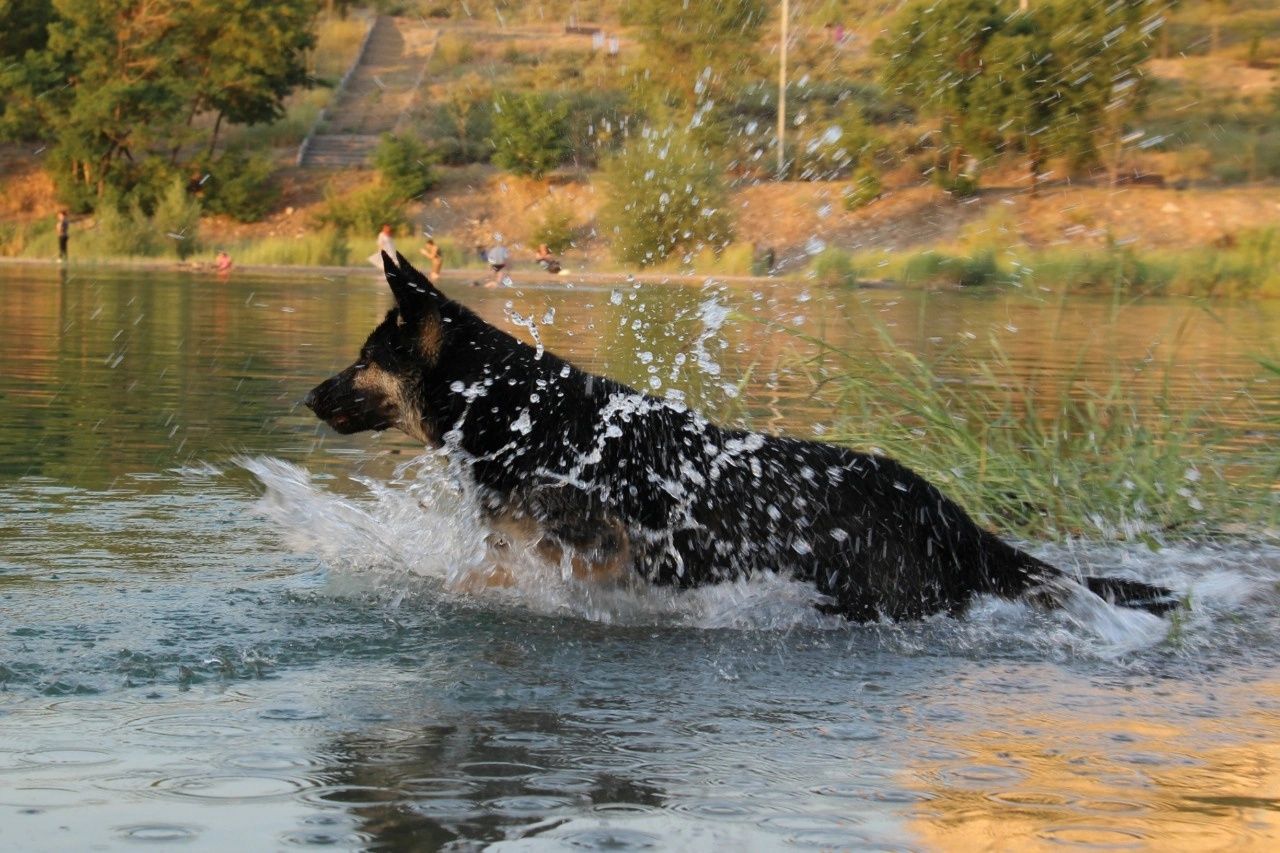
[56, 210, 70, 263]
[215, 251, 233, 276]
[420, 237, 443, 282]
[535, 243, 562, 274]
[370, 223, 396, 268]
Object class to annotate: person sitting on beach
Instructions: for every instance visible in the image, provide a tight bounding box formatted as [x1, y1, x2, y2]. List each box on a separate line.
[420, 237, 443, 282]
[535, 243, 562, 275]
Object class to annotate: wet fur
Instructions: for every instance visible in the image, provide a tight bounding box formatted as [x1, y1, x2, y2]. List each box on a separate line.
[305, 254, 1176, 621]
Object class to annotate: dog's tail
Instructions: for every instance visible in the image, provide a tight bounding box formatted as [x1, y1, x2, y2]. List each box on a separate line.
[1079, 575, 1180, 615]
[1003, 544, 1179, 616]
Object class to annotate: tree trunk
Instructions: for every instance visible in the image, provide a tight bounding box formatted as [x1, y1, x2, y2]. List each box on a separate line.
[207, 112, 224, 159]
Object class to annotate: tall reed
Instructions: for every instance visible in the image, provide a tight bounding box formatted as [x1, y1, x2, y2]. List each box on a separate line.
[767, 316, 1277, 543]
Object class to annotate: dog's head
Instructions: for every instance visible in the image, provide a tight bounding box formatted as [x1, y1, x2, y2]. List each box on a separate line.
[304, 252, 445, 444]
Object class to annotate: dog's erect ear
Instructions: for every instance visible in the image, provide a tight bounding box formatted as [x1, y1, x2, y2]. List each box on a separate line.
[382, 251, 438, 322]
[382, 251, 444, 360]
[396, 252, 439, 291]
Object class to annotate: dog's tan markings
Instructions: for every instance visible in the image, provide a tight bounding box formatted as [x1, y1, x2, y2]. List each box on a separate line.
[351, 364, 436, 446]
[473, 506, 632, 588]
[419, 316, 443, 362]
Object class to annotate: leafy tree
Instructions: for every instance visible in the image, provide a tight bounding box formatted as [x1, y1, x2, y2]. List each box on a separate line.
[179, 0, 316, 157]
[969, 10, 1059, 191]
[434, 72, 493, 164]
[489, 92, 571, 179]
[0, 0, 53, 58]
[2, 0, 315, 208]
[626, 0, 768, 118]
[880, 0, 1160, 191]
[879, 0, 1005, 179]
[1046, 0, 1157, 183]
[600, 129, 733, 268]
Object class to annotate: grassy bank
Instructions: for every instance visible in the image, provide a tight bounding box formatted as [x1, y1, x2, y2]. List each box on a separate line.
[809, 229, 1280, 297]
[774, 315, 1279, 543]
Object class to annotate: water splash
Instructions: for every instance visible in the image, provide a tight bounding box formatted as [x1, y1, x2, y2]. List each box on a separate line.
[239, 457, 1277, 658]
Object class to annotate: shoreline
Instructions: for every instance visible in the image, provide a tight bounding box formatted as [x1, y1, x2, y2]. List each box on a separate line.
[0, 254, 887, 289]
[0, 252, 1268, 299]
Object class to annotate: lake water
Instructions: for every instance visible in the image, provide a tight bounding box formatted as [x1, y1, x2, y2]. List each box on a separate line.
[1, 266, 1277, 851]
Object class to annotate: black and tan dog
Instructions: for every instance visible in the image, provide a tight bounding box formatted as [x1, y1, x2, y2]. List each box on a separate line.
[305, 253, 1175, 620]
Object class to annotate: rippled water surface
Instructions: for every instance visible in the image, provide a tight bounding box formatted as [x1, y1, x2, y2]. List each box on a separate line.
[1, 267, 1277, 851]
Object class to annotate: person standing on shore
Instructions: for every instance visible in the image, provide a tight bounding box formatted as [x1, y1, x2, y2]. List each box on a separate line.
[369, 223, 397, 268]
[420, 237, 443, 282]
[56, 210, 70, 263]
[485, 240, 509, 287]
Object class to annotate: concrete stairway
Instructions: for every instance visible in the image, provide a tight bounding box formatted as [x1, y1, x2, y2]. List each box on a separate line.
[301, 16, 435, 168]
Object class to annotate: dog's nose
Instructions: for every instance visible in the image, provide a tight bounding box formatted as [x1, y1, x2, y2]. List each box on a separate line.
[303, 389, 318, 411]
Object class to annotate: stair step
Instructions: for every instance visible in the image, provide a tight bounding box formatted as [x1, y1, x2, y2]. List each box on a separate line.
[300, 16, 434, 168]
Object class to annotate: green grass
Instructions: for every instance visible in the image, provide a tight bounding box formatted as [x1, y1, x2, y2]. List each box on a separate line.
[310, 12, 373, 83]
[815, 232, 1280, 297]
[768, 312, 1278, 544]
[222, 229, 358, 267]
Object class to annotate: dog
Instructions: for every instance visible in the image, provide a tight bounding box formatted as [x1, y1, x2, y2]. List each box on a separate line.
[304, 253, 1176, 621]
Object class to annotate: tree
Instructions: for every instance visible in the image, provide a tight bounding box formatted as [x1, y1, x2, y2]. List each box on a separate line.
[880, 0, 1160, 191]
[1047, 0, 1157, 183]
[180, 0, 316, 158]
[626, 0, 768, 118]
[970, 10, 1060, 191]
[489, 92, 570, 179]
[0, 0, 53, 58]
[879, 0, 1006, 179]
[2, 0, 315, 209]
[600, 128, 734, 268]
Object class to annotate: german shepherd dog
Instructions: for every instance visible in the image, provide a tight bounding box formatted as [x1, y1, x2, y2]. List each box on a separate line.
[305, 254, 1176, 621]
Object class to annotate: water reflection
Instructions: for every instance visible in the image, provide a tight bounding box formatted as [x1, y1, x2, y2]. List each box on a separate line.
[315, 709, 665, 847]
[1, 267, 1275, 488]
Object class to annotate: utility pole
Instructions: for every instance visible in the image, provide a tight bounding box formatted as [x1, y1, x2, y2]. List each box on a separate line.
[778, 0, 788, 179]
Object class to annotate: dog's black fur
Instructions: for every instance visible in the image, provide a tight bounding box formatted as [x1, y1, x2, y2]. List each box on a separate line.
[305, 254, 1176, 621]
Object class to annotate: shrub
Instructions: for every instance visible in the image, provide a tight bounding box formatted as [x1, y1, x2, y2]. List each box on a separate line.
[415, 73, 494, 165]
[811, 248, 860, 286]
[563, 90, 632, 168]
[374, 134, 439, 201]
[935, 169, 979, 198]
[600, 128, 734, 268]
[431, 33, 474, 71]
[201, 149, 280, 222]
[229, 228, 353, 267]
[314, 183, 408, 238]
[151, 179, 202, 259]
[844, 161, 883, 210]
[901, 249, 1001, 287]
[1212, 161, 1248, 185]
[489, 92, 571, 179]
[93, 198, 159, 257]
[532, 200, 578, 254]
[789, 103, 882, 181]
